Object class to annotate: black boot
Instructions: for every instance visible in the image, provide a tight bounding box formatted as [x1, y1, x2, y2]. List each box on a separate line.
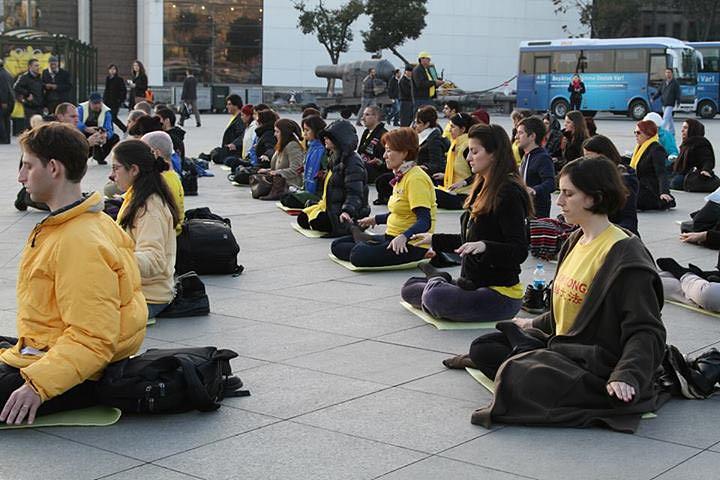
[418, 262, 452, 282]
[657, 258, 691, 280]
[691, 348, 720, 394]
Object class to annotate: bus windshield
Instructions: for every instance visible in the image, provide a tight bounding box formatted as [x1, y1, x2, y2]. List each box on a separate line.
[671, 47, 698, 80]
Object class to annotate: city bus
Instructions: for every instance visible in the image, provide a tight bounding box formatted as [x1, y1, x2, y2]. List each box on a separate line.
[516, 37, 699, 120]
[689, 42, 719, 118]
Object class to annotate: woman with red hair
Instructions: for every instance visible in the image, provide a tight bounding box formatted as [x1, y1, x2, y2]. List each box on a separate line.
[631, 120, 675, 211]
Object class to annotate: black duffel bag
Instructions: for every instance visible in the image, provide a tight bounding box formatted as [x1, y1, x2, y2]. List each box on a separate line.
[176, 213, 243, 275]
[96, 346, 249, 413]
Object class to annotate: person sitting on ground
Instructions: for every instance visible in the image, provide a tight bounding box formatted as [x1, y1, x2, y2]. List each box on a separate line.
[671, 118, 717, 192]
[282, 115, 328, 209]
[432, 112, 476, 210]
[643, 112, 679, 159]
[401, 123, 531, 322]
[470, 108, 490, 126]
[657, 257, 720, 314]
[441, 100, 461, 140]
[125, 109, 147, 135]
[298, 119, 369, 237]
[357, 105, 388, 184]
[251, 109, 279, 168]
[111, 140, 180, 318]
[632, 120, 675, 211]
[584, 116, 597, 137]
[330, 127, 436, 267]
[0, 122, 146, 425]
[517, 116, 555, 218]
[240, 104, 256, 160]
[375, 105, 447, 205]
[154, 107, 186, 161]
[141, 131, 185, 234]
[209, 94, 245, 165]
[510, 109, 531, 166]
[445, 155, 668, 433]
[541, 113, 563, 161]
[77, 92, 120, 164]
[132, 100, 152, 115]
[127, 114, 162, 138]
[254, 118, 304, 201]
[583, 135, 639, 236]
[559, 110, 589, 171]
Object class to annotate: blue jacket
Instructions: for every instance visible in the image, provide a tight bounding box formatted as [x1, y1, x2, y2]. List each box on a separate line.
[303, 139, 325, 194]
[77, 101, 114, 136]
[520, 146, 555, 218]
[658, 129, 678, 158]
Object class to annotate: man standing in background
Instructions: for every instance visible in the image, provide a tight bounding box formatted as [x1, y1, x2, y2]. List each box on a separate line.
[0, 59, 14, 144]
[179, 70, 201, 128]
[41, 56, 73, 114]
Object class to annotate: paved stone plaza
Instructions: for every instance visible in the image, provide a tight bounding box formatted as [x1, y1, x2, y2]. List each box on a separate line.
[2, 112, 720, 479]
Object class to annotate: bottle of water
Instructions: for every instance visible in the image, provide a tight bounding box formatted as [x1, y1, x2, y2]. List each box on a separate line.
[532, 263, 546, 290]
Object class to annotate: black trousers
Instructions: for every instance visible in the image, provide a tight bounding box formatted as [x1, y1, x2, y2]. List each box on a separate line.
[399, 100, 414, 127]
[109, 105, 127, 133]
[330, 234, 427, 267]
[435, 189, 467, 210]
[297, 211, 332, 233]
[375, 172, 394, 203]
[0, 337, 97, 417]
[90, 134, 120, 162]
[0, 109, 10, 143]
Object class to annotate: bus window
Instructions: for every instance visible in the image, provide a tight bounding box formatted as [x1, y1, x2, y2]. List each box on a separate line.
[534, 56, 550, 74]
[649, 54, 667, 83]
[698, 48, 719, 73]
[519, 52, 533, 74]
[584, 50, 614, 73]
[615, 49, 648, 73]
[551, 51, 578, 73]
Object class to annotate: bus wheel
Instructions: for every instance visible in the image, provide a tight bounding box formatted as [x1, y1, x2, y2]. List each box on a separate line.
[551, 99, 570, 118]
[629, 100, 649, 121]
[697, 100, 717, 119]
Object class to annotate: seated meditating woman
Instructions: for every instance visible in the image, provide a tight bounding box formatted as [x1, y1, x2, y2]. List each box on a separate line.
[254, 118, 304, 201]
[330, 127, 436, 267]
[297, 119, 369, 237]
[445, 156, 667, 433]
[632, 120, 675, 211]
[111, 140, 180, 318]
[401, 123, 531, 322]
[671, 119, 717, 192]
[432, 113, 476, 210]
[281, 115, 328, 209]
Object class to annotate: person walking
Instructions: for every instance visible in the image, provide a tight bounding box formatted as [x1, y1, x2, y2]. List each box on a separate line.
[13, 58, 44, 128]
[357, 68, 377, 126]
[387, 69, 401, 127]
[127, 60, 148, 107]
[567, 74, 585, 111]
[398, 65, 414, 127]
[103, 64, 127, 133]
[41, 56, 73, 114]
[0, 59, 14, 144]
[652, 68, 681, 136]
[179, 70, 201, 128]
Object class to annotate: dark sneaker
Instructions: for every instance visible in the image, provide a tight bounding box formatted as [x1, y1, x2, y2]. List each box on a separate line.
[691, 348, 720, 394]
[373, 198, 388, 205]
[521, 285, 547, 314]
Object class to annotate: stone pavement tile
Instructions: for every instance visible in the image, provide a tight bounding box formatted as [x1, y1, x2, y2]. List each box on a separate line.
[102, 464, 202, 480]
[282, 281, 399, 304]
[222, 261, 341, 292]
[376, 325, 490, 355]
[0, 308, 16, 333]
[654, 451, 720, 480]
[144, 313, 257, 343]
[1, 430, 141, 480]
[635, 396, 720, 449]
[209, 289, 339, 321]
[154, 421, 425, 480]
[269, 304, 423, 339]
[442, 427, 700, 480]
[46, 407, 277, 462]
[0, 275, 17, 309]
[378, 456, 533, 480]
[663, 303, 720, 353]
[223, 363, 385, 418]
[180, 321, 358, 362]
[295, 387, 488, 453]
[400, 369, 493, 404]
[286, 340, 448, 385]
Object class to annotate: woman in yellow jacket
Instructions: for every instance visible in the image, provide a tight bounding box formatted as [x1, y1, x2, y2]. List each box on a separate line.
[111, 139, 180, 318]
[432, 113, 476, 210]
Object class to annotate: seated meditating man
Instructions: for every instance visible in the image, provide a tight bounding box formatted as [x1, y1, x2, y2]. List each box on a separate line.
[0, 123, 146, 425]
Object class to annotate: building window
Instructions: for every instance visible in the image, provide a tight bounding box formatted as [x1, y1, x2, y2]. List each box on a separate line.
[673, 22, 682, 38]
[1, 0, 39, 31]
[656, 23, 666, 36]
[163, 0, 263, 84]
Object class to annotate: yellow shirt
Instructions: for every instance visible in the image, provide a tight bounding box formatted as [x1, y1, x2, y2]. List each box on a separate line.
[304, 170, 332, 222]
[490, 283, 524, 300]
[442, 133, 471, 195]
[512, 140, 522, 166]
[162, 170, 185, 235]
[442, 122, 452, 140]
[386, 166, 436, 246]
[552, 224, 628, 335]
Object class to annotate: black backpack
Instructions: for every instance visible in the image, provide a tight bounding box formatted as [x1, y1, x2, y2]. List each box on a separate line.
[181, 157, 198, 196]
[96, 347, 249, 413]
[176, 209, 243, 275]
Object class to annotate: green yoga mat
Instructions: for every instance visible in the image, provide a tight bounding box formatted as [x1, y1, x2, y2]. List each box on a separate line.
[464, 367, 657, 419]
[400, 301, 500, 330]
[291, 222, 328, 238]
[276, 202, 302, 215]
[666, 300, 720, 318]
[0, 405, 121, 430]
[147, 317, 156, 326]
[329, 254, 429, 272]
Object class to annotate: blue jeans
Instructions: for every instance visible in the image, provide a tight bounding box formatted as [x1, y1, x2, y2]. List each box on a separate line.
[148, 302, 170, 318]
[331, 234, 426, 267]
[662, 105, 675, 136]
[401, 276, 522, 323]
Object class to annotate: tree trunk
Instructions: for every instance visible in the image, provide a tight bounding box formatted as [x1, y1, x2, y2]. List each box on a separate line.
[389, 47, 410, 67]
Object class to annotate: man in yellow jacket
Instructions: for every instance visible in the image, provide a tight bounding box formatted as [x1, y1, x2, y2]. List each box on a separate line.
[0, 122, 147, 425]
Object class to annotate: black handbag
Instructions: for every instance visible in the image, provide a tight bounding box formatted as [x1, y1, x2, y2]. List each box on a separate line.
[157, 271, 210, 318]
[249, 173, 272, 199]
[684, 169, 720, 193]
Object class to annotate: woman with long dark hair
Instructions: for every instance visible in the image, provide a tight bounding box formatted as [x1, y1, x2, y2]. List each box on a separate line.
[103, 64, 127, 132]
[672, 118, 717, 192]
[111, 139, 180, 317]
[128, 60, 148, 107]
[402, 123, 532, 322]
[433, 112, 476, 210]
[255, 118, 304, 200]
[282, 115, 328, 208]
[559, 110, 589, 169]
